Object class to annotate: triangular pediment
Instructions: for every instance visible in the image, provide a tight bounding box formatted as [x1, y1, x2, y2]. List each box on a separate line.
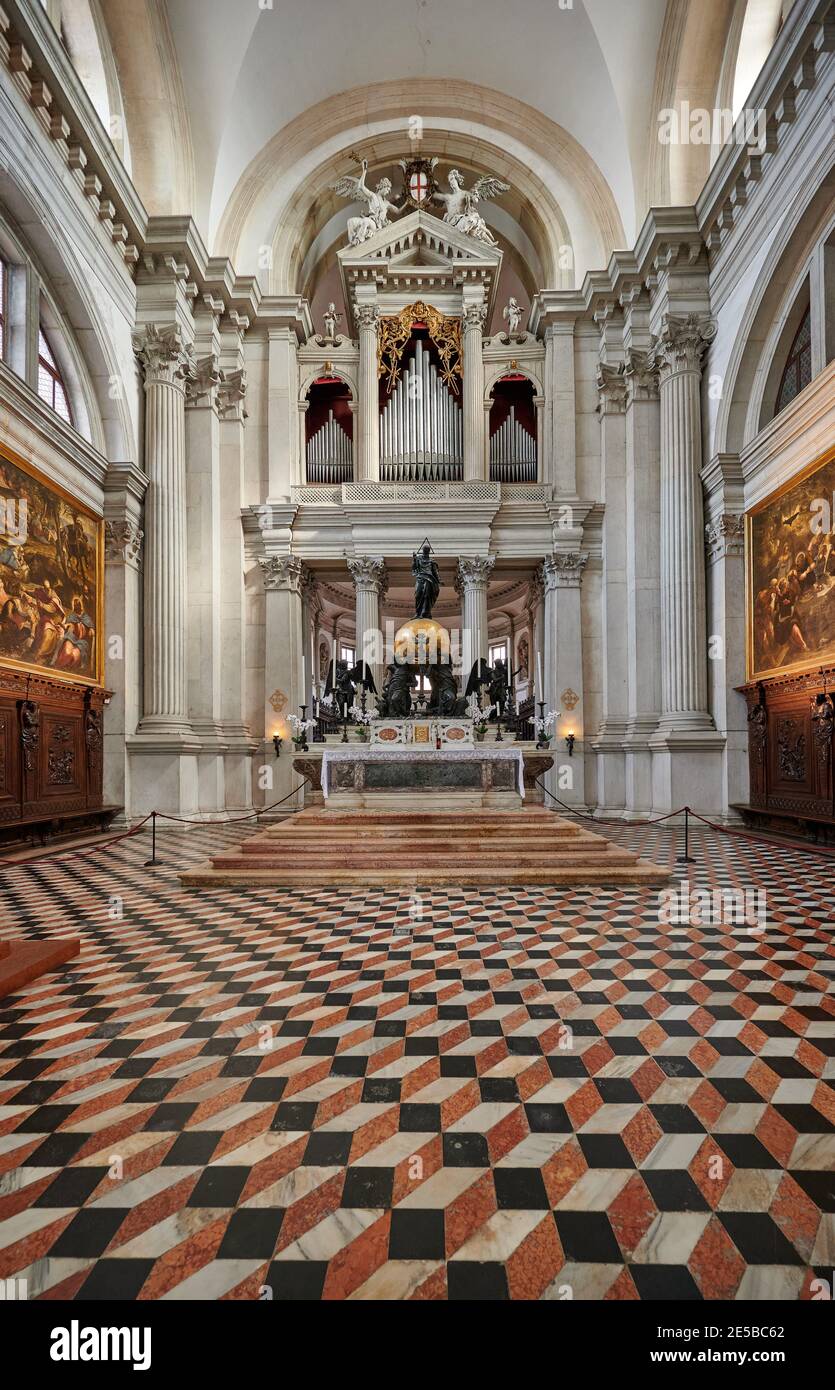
[338, 209, 502, 331]
[338, 208, 502, 271]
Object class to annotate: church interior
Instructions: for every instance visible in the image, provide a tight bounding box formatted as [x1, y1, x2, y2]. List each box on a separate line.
[0, 0, 833, 1326]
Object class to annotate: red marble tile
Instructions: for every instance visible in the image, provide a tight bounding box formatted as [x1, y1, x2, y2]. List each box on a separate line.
[621, 1106, 664, 1165]
[689, 1136, 735, 1209]
[755, 1104, 798, 1169]
[688, 1216, 746, 1299]
[770, 1174, 822, 1263]
[506, 1211, 564, 1300]
[607, 1173, 658, 1259]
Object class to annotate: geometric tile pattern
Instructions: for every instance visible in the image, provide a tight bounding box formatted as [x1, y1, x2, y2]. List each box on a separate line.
[0, 821, 833, 1300]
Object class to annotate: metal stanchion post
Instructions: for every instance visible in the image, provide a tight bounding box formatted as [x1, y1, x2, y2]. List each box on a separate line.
[676, 805, 695, 865]
[144, 811, 160, 868]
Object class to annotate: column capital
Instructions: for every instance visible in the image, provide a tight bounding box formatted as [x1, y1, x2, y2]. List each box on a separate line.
[455, 555, 495, 594]
[259, 554, 304, 592]
[133, 322, 194, 388]
[543, 552, 588, 589]
[529, 563, 545, 608]
[463, 302, 488, 331]
[354, 304, 380, 332]
[596, 361, 627, 415]
[104, 518, 143, 569]
[623, 347, 659, 402]
[653, 313, 717, 378]
[218, 369, 248, 420]
[347, 555, 389, 597]
[705, 512, 745, 563]
[185, 353, 222, 410]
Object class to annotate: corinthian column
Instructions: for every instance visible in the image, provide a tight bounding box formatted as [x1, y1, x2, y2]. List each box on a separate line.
[133, 323, 194, 735]
[462, 292, 487, 481]
[347, 556, 388, 696]
[543, 551, 588, 809]
[654, 313, 716, 732]
[259, 554, 305, 807]
[456, 555, 495, 682]
[355, 303, 380, 482]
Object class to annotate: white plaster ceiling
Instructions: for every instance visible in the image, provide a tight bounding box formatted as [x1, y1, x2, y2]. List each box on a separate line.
[164, 0, 668, 256]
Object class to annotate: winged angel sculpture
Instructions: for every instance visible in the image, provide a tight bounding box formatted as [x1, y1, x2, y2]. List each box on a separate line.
[330, 159, 402, 246]
[433, 168, 510, 246]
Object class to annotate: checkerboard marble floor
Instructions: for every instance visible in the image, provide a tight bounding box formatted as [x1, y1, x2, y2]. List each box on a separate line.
[0, 818, 833, 1301]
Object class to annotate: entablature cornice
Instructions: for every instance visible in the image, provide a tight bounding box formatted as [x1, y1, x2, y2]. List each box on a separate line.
[696, 0, 835, 270]
[0, 0, 145, 271]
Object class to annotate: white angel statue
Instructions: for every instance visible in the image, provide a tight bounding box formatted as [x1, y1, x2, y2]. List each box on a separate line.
[502, 297, 526, 339]
[433, 168, 509, 246]
[330, 159, 402, 247]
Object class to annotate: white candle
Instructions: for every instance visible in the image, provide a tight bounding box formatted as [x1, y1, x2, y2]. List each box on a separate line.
[536, 651, 543, 702]
[332, 640, 337, 687]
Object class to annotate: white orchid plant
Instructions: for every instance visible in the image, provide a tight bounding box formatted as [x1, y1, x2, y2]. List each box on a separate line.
[534, 709, 558, 739]
[287, 714, 315, 745]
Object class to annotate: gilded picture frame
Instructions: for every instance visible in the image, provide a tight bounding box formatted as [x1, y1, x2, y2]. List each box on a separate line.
[745, 444, 835, 681]
[0, 442, 104, 686]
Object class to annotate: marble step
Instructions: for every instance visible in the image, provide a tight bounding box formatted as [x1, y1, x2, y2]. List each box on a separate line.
[207, 848, 644, 870]
[0, 937, 81, 1000]
[182, 863, 670, 887]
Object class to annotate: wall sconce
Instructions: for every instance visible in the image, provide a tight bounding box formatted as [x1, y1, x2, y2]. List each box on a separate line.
[565, 732, 575, 757]
[273, 733, 283, 759]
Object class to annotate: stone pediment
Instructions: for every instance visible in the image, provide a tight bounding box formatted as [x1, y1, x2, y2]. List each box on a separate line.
[339, 209, 502, 327]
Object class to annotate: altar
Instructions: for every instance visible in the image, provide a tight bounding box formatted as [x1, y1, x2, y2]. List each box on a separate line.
[293, 744, 552, 808]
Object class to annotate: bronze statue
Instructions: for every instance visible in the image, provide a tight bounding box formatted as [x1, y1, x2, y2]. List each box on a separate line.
[428, 662, 467, 716]
[412, 543, 440, 619]
[378, 662, 415, 717]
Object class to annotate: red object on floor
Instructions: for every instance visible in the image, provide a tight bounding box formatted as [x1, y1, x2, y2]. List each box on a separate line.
[0, 937, 80, 998]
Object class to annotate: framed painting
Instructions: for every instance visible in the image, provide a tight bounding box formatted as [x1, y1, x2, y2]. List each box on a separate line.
[746, 446, 835, 681]
[0, 444, 104, 686]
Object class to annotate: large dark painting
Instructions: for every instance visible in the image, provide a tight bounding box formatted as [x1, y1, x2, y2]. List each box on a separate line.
[747, 450, 835, 680]
[0, 446, 103, 685]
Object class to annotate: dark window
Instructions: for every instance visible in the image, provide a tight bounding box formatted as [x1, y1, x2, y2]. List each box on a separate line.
[775, 304, 812, 414]
[37, 327, 72, 423]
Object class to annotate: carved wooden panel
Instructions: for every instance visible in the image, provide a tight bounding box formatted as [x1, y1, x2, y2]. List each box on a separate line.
[738, 665, 834, 826]
[0, 665, 111, 829]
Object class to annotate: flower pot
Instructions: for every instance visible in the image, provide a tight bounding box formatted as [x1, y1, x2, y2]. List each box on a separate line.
[475, 730, 486, 742]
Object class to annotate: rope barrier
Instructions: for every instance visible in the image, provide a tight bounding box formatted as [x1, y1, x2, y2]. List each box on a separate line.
[535, 778, 835, 860]
[0, 780, 313, 874]
[533, 779, 685, 827]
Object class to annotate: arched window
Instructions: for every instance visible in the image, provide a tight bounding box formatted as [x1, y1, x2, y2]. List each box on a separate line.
[37, 327, 73, 423]
[775, 304, 812, 414]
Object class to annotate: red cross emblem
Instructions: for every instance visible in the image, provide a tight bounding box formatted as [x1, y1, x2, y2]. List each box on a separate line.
[409, 169, 429, 204]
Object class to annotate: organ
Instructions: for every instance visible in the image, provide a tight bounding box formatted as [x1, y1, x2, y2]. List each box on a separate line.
[489, 405, 536, 483]
[379, 337, 463, 481]
[306, 408, 353, 483]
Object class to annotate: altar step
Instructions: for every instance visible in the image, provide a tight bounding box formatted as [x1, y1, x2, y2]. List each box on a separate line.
[181, 808, 670, 888]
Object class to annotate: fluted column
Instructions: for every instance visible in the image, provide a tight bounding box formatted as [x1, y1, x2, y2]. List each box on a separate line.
[347, 556, 388, 697]
[456, 556, 494, 683]
[259, 554, 305, 807]
[655, 314, 716, 732]
[623, 346, 662, 816]
[594, 362, 628, 811]
[133, 323, 193, 735]
[543, 552, 588, 809]
[462, 294, 487, 481]
[356, 304, 380, 482]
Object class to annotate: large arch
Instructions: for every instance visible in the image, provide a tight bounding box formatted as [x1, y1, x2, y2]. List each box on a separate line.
[215, 81, 625, 294]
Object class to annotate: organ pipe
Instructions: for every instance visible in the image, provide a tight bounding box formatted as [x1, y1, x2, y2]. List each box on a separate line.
[378, 337, 464, 481]
[488, 405, 537, 483]
[306, 408, 353, 484]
